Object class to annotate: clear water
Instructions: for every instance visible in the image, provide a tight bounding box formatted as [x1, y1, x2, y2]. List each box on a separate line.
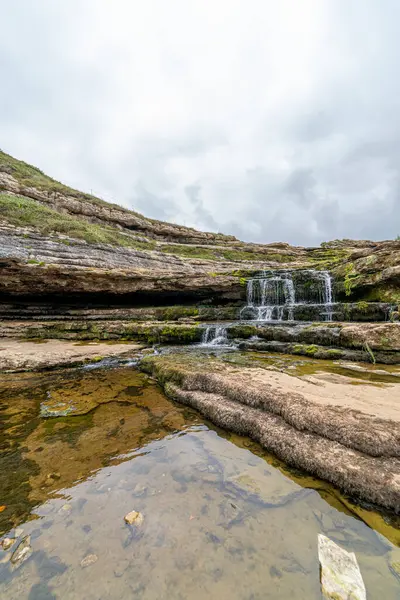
[0, 365, 399, 599]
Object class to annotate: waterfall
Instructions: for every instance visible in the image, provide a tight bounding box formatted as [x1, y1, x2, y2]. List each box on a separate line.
[321, 271, 333, 321]
[241, 270, 334, 322]
[201, 324, 229, 346]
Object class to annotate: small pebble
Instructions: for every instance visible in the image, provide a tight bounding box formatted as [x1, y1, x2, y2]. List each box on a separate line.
[10, 535, 32, 569]
[124, 511, 144, 526]
[80, 554, 98, 568]
[58, 504, 72, 516]
[2, 537, 15, 551]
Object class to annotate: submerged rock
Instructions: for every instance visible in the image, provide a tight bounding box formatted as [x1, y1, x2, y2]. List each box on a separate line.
[80, 553, 98, 568]
[1, 537, 15, 550]
[388, 548, 400, 581]
[124, 510, 144, 526]
[10, 535, 33, 570]
[318, 534, 366, 600]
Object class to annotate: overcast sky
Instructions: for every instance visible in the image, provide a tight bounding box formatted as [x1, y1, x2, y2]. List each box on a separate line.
[1, 0, 400, 245]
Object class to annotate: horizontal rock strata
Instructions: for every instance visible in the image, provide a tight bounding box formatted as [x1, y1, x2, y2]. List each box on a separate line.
[1, 320, 399, 363]
[1, 150, 400, 306]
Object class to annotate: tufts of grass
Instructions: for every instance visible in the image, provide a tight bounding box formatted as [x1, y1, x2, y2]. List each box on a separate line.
[0, 193, 156, 249]
[0, 150, 144, 215]
[160, 243, 296, 263]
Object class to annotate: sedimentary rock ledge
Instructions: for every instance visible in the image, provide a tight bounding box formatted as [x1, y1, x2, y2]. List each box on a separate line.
[0, 338, 143, 371]
[1, 320, 399, 363]
[140, 352, 400, 512]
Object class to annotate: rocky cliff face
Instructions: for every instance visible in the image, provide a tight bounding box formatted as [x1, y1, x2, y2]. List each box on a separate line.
[1, 150, 399, 309]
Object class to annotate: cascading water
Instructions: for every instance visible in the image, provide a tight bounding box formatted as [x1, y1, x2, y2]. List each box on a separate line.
[240, 270, 334, 322]
[201, 324, 230, 346]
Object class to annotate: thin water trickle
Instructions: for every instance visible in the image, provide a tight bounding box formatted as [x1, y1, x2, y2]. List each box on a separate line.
[201, 324, 230, 346]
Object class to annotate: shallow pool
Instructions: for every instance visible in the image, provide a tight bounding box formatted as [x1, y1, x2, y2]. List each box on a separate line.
[0, 365, 399, 599]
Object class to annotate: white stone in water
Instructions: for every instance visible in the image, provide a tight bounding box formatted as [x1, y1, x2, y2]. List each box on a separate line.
[10, 535, 33, 569]
[318, 534, 366, 600]
[80, 553, 98, 568]
[1, 537, 15, 551]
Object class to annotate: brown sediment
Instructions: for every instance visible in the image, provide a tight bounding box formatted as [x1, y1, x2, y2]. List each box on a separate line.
[141, 353, 400, 512]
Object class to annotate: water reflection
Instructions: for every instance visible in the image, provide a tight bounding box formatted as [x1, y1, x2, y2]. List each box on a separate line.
[0, 366, 399, 599]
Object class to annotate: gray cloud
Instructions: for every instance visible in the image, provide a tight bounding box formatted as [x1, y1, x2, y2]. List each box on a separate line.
[1, 0, 400, 245]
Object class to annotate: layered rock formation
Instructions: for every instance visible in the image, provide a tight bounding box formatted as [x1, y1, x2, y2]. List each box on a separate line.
[1, 151, 400, 512]
[1, 150, 399, 307]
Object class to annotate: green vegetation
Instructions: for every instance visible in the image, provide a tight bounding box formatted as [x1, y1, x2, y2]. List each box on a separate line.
[302, 344, 319, 356]
[160, 243, 295, 263]
[227, 324, 257, 338]
[157, 307, 199, 321]
[308, 247, 350, 270]
[0, 150, 136, 213]
[343, 263, 361, 297]
[221, 250, 295, 263]
[356, 301, 369, 312]
[0, 193, 156, 249]
[160, 245, 218, 260]
[364, 285, 400, 304]
[363, 341, 376, 364]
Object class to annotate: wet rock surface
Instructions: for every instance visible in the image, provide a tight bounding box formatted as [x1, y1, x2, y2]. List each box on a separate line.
[0, 338, 143, 371]
[318, 534, 366, 600]
[140, 351, 400, 511]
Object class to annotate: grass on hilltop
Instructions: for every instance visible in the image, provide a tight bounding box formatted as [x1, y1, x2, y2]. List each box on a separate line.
[0, 193, 156, 249]
[0, 150, 143, 215]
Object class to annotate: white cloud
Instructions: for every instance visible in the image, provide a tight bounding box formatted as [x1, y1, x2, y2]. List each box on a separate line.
[1, 0, 400, 244]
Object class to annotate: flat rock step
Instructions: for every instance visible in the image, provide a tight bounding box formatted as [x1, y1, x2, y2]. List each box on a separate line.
[163, 382, 400, 512]
[0, 301, 396, 322]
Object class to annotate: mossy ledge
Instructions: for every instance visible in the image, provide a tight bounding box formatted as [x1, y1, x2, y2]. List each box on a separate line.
[1, 320, 399, 363]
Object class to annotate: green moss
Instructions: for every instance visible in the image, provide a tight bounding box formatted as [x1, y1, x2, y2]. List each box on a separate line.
[308, 247, 350, 270]
[291, 344, 319, 356]
[364, 285, 400, 304]
[227, 324, 257, 339]
[343, 263, 362, 297]
[221, 250, 295, 263]
[326, 349, 342, 357]
[305, 344, 319, 355]
[356, 301, 369, 312]
[0, 193, 156, 249]
[159, 243, 296, 263]
[160, 245, 217, 260]
[158, 307, 199, 321]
